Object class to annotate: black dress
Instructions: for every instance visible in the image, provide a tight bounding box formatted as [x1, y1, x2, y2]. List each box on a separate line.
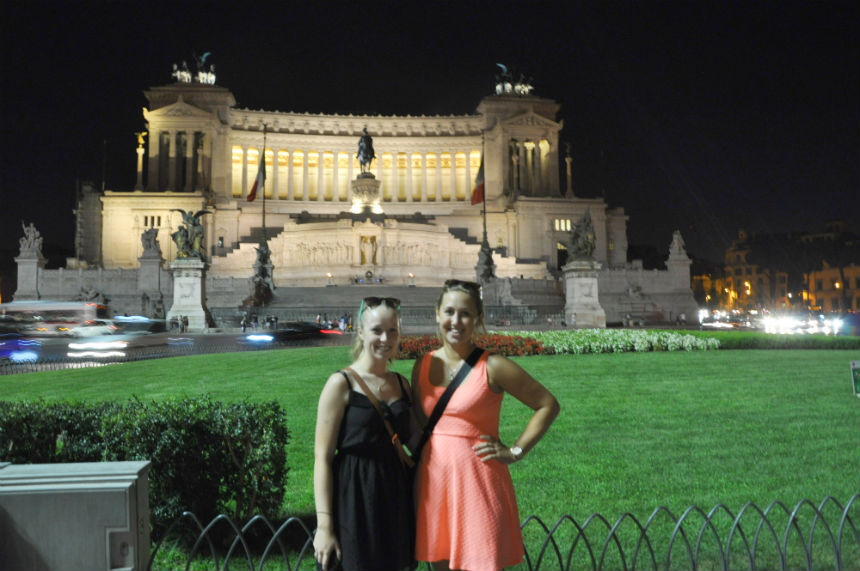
[332, 372, 415, 571]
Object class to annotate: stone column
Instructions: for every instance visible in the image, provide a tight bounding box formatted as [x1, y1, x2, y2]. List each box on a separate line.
[194, 133, 205, 191]
[167, 130, 177, 191]
[241, 145, 249, 200]
[390, 150, 398, 201]
[421, 153, 428, 202]
[287, 150, 294, 200]
[135, 146, 145, 190]
[302, 151, 310, 200]
[407, 152, 414, 202]
[317, 151, 325, 201]
[449, 151, 457, 201]
[464, 150, 472, 202]
[146, 131, 159, 191]
[517, 142, 526, 194]
[184, 132, 194, 192]
[435, 151, 442, 201]
[272, 149, 280, 199]
[565, 151, 573, 197]
[332, 151, 340, 201]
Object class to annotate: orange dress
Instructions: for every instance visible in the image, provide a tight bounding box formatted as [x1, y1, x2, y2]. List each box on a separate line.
[415, 350, 524, 570]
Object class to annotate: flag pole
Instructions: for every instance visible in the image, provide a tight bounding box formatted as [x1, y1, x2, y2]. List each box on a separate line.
[481, 136, 488, 245]
[475, 133, 495, 282]
[261, 124, 268, 241]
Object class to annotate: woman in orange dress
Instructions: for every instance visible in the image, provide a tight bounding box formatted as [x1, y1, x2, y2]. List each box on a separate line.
[412, 280, 560, 571]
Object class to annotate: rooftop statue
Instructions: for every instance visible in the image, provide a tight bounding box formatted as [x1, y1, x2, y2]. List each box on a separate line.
[357, 127, 375, 174]
[567, 209, 596, 260]
[494, 63, 535, 96]
[170, 208, 210, 260]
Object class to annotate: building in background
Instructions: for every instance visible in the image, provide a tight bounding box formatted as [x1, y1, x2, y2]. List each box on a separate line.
[19, 65, 697, 325]
[694, 223, 859, 314]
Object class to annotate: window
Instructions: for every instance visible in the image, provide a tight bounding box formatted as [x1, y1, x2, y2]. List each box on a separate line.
[553, 219, 571, 232]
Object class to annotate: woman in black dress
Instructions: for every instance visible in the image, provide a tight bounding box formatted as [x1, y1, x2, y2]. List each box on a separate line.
[313, 297, 415, 571]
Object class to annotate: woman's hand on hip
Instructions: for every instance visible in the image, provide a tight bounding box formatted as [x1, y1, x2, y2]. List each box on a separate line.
[473, 434, 517, 464]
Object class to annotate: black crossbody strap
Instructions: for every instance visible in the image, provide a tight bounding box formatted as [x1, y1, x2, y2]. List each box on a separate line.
[416, 347, 485, 454]
[342, 368, 415, 469]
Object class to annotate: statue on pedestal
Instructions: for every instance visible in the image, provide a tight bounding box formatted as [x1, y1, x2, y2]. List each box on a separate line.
[566, 209, 596, 260]
[170, 208, 210, 260]
[141, 228, 162, 258]
[246, 241, 275, 307]
[357, 127, 375, 175]
[18, 221, 43, 256]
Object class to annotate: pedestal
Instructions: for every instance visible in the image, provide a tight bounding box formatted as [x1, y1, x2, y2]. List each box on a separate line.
[562, 260, 606, 328]
[13, 253, 47, 301]
[166, 258, 210, 331]
[351, 175, 382, 214]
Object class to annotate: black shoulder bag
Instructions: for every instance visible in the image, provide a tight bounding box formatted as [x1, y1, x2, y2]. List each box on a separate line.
[413, 347, 485, 457]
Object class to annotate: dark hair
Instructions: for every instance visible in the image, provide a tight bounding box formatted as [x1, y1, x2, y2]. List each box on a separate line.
[436, 279, 485, 333]
[352, 297, 401, 359]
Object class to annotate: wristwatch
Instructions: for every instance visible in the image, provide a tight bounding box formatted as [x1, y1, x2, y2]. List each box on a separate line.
[509, 445, 524, 461]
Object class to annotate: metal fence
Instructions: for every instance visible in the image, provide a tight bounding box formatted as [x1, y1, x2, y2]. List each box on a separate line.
[146, 495, 859, 570]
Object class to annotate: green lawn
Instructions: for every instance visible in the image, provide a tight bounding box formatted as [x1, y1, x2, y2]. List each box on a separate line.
[4, 347, 857, 524]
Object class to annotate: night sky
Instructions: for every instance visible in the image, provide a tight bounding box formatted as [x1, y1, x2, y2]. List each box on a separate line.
[2, 1, 858, 280]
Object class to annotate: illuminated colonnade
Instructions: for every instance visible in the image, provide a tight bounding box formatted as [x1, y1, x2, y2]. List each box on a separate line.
[146, 129, 211, 192]
[230, 145, 482, 203]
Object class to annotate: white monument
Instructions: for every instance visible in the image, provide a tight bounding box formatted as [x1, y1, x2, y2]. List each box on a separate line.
[166, 258, 210, 330]
[563, 260, 607, 328]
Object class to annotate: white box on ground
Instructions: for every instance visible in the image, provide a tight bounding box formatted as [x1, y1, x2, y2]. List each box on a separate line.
[0, 461, 150, 571]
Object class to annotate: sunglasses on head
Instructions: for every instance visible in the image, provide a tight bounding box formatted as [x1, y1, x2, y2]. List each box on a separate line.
[444, 279, 481, 291]
[358, 297, 401, 321]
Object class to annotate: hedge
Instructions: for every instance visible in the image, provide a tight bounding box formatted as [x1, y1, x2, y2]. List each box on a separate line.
[0, 396, 289, 533]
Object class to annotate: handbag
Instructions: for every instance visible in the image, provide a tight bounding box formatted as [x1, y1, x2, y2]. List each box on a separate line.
[343, 368, 415, 469]
[413, 347, 485, 457]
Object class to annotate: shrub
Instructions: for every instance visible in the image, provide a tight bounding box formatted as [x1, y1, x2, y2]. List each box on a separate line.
[0, 400, 119, 463]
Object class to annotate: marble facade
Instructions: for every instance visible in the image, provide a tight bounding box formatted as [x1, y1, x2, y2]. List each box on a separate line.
[42, 72, 698, 325]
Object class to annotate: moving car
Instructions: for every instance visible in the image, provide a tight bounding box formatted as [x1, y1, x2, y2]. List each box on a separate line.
[68, 320, 119, 338]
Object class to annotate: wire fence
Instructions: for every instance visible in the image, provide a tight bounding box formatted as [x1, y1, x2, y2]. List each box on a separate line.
[147, 495, 859, 570]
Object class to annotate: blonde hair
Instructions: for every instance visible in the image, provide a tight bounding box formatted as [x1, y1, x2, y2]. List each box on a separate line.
[352, 297, 402, 360]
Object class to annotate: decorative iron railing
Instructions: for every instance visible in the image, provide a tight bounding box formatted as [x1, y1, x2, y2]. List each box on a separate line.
[147, 495, 859, 570]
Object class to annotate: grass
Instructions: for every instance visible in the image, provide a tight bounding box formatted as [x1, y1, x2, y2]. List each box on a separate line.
[3, 346, 859, 569]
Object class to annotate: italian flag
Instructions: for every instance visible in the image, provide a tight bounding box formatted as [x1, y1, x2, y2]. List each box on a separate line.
[470, 156, 484, 205]
[247, 154, 266, 202]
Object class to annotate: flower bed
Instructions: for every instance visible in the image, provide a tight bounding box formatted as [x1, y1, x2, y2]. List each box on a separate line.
[398, 333, 552, 359]
[520, 329, 721, 354]
[399, 329, 719, 358]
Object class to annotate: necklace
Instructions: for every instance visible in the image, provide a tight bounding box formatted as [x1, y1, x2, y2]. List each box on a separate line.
[363, 372, 389, 395]
[446, 360, 463, 383]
